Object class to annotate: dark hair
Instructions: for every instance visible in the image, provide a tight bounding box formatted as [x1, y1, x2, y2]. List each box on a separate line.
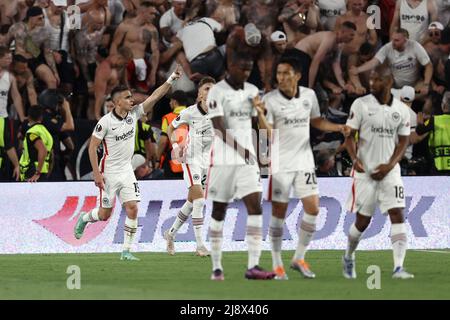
[316, 150, 334, 167]
[198, 76, 216, 88]
[169, 90, 189, 106]
[38, 89, 64, 111]
[111, 85, 130, 100]
[0, 24, 11, 35]
[97, 45, 109, 58]
[278, 57, 302, 74]
[342, 21, 357, 31]
[28, 105, 44, 121]
[140, 1, 154, 8]
[359, 42, 375, 56]
[0, 45, 10, 58]
[26, 6, 44, 20]
[229, 51, 253, 64]
[13, 54, 28, 63]
[374, 63, 393, 80]
[394, 28, 409, 38]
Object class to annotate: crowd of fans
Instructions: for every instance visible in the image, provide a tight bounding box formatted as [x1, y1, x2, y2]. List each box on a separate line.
[0, 0, 449, 182]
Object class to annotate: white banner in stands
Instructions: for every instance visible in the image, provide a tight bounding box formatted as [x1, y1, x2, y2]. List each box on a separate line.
[0, 177, 448, 254]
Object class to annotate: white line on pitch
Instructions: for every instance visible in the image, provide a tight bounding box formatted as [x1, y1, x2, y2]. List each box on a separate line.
[413, 250, 450, 254]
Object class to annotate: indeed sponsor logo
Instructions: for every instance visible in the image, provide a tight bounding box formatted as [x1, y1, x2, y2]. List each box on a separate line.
[371, 125, 395, 135]
[115, 128, 134, 141]
[284, 117, 308, 125]
[229, 110, 252, 118]
[195, 128, 211, 135]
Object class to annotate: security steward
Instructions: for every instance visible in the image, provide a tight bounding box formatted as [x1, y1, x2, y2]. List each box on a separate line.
[416, 92, 450, 174]
[19, 105, 54, 182]
[157, 90, 188, 179]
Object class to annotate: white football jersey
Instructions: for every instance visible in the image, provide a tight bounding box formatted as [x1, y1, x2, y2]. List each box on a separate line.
[92, 104, 145, 174]
[171, 103, 213, 167]
[264, 87, 321, 173]
[206, 79, 259, 166]
[375, 40, 430, 88]
[346, 95, 411, 175]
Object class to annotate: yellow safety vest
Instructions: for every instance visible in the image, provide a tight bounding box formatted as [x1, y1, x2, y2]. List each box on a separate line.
[19, 123, 53, 181]
[429, 114, 450, 171]
[134, 120, 154, 156]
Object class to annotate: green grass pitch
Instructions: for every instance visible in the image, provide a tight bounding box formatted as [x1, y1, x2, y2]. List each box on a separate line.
[1, 250, 449, 299]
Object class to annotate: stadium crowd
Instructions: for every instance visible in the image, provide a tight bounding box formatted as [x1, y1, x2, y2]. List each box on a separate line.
[0, 0, 449, 182]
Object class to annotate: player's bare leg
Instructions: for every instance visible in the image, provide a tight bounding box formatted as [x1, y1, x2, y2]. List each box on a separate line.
[74, 207, 112, 240]
[189, 185, 209, 257]
[388, 208, 414, 279]
[209, 202, 227, 280]
[164, 200, 193, 255]
[243, 192, 275, 280]
[270, 202, 289, 280]
[343, 213, 371, 279]
[291, 195, 319, 279]
[120, 201, 140, 261]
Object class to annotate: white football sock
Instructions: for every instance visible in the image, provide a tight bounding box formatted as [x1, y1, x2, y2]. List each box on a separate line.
[123, 217, 137, 251]
[293, 213, 317, 261]
[82, 208, 100, 222]
[191, 198, 205, 247]
[209, 218, 224, 271]
[391, 223, 407, 270]
[168, 201, 193, 237]
[345, 223, 363, 259]
[269, 216, 284, 270]
[246, 214, 263, 269]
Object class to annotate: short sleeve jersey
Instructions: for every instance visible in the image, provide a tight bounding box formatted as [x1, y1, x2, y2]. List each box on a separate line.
[171, 103, 214, 167]
[206, 79, 259, 166]
[346, 95, 411, 175]
[92, 104, 145, 174]
[375, 40, 430, 87]
[263, 87, 321, 173]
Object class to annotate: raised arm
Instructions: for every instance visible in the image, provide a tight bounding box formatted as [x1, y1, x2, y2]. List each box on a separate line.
[142, 64, 182, 114]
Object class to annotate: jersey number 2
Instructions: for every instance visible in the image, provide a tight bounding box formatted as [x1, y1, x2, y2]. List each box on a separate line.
[305, 172, 317, 185]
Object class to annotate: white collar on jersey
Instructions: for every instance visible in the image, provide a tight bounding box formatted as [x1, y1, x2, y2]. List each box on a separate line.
[373, 93, 394, 107]
[278, 87, 300, 100]
[112, 108, 129, 120]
